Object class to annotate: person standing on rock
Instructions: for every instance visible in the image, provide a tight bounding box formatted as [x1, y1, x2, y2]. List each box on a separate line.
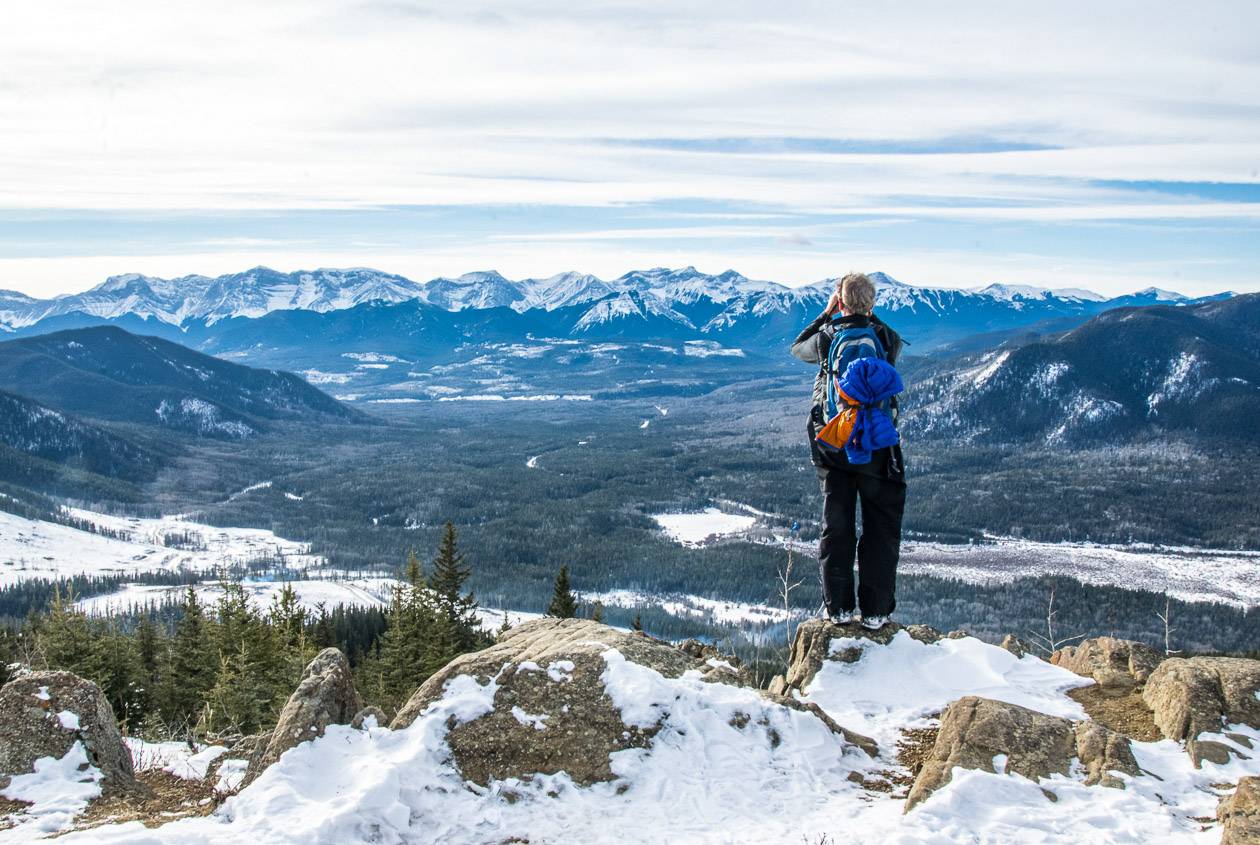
[790, 272, 906, 630]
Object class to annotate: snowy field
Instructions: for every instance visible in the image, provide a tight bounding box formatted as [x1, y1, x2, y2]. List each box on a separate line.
[649, 508, 756, 547]
[651, 503, 1259, 608]
[0, 509, 323, 587]
[74, 579, 398, 615]
[899, 537, 1260, 608]
[5, 629, 1255, 844]
[74, 575, 543, 634]
[582, 588, 791, 627]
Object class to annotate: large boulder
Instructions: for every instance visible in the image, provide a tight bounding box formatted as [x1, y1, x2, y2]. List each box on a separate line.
[0, 670, 136, 794]
[1142, 656, 1260, 764]
[1051, 637, 1164, 692]
[771, 618, 942, 695]
[904, 696, 1140, 811]
[1220, 776, 1260, 845]
[245, 648, 362, 782]
[390, 618, 854, 787]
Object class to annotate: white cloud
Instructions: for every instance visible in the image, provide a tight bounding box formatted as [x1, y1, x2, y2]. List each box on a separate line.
[0, 0, 1257, 295]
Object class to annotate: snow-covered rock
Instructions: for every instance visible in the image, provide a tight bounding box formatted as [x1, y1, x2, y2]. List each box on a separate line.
[1142, 656, 1260, 765]
[0, 671, 135, 794]
[389, 618, 786, 786]
[1219, 775, 1260, 845]
[245, 648, 362, 783]
[905, 696, 1140, 810]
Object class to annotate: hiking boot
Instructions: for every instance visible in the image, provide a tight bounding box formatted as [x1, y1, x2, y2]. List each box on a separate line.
[860, 614, 890, 631]
[827, 609, 858, 626]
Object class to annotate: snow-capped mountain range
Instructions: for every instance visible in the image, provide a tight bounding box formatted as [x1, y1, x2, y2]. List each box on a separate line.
[0, 265, 1210, 333]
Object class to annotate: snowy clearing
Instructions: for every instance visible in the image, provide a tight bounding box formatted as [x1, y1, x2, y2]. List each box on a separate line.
[75, 579, 398, 615]
[650, 508, 756, 547]
[0, 509, 323, 587]
[900, 536, 1260, 608]
[582, 588, 791, 626]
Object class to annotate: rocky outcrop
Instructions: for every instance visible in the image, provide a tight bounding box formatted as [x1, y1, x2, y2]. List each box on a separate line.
[1074, 720, 1141, 788]
[999, 635, 1034, 658]
[1219, 776, 1260, 845]
[905, 696, 1140, 811]
[245, 648, 362, 782]
[770, 618, 942, 695]
[1142, 656, 1260, 765]
[391, 618, 864, 787]
[0, 670, 136, 794]
[1052, 637, 1164, 692]
[391, 619, 708, 785]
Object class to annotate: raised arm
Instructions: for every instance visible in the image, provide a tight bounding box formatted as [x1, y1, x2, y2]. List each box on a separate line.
[790, 312, 829, 364]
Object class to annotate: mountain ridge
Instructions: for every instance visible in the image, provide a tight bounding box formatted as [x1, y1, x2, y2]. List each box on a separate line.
[0, 325, 361, 439]
[1, 265, 1228, 336]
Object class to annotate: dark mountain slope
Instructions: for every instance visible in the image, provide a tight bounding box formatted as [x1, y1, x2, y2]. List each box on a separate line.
[904, 293, 1260, 445]
[0, 326, 359, 438]
[0, 389, 160, 481]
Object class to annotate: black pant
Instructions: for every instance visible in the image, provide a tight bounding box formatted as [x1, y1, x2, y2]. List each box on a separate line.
[818, 468, 906, 617]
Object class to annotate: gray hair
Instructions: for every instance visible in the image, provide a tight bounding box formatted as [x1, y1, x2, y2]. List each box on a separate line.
[838, 272, 876, 315]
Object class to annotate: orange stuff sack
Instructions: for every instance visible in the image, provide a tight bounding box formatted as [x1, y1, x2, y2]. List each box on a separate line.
[814, 387, 859, 450]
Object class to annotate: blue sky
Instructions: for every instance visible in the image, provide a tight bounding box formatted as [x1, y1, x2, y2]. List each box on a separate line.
[1, 1, 1258, 297]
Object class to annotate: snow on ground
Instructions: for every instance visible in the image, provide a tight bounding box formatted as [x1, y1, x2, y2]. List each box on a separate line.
[37, 631, 1260, 844]
[683, 340, 745, 358]
[802, 630, 1090, 748]
[650, 508, 756, 547]
[127, 740, 229, 782]
[900, 536, 1260, 608]
[75, 579, 399, 615]
[473, 607, 546, 632]
[0, 743, 102, 839]
[0, 509, 324, 587]
[437, 394, 593, 402]
[300, 370, 357, 385]
[583, 588, 790, 626]
[526, 455, 539, 468]
[77, 579, 544, 634]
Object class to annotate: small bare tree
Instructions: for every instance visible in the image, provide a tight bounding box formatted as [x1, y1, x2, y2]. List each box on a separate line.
[1026, 582, 1086, 657]
[776, 537, 805, 668]
[1155, 594, 1181, 656]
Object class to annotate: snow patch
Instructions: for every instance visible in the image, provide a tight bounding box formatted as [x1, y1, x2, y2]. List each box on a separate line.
[650, 508, 756, 547]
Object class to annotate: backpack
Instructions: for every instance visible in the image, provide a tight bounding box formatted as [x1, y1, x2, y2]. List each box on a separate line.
[808, 316, 905, 475]
[823, 322, 887, 421]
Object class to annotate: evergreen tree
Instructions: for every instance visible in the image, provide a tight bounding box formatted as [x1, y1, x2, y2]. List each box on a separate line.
[134, 614, 161, 719]
[160, 587, 216, 734]
[0, 626, 18, 683]
[312, 603, 335, 649]
[208, 581, 288, 733]
[428, 523, 480, 653]
[632, 612, 643, 632]
[269, 583, 307, 651]
[548, 566, 578, 619]
[37, 586, 95, 672]
[590, 600, 605, 623]
[374, 582, 432, 711]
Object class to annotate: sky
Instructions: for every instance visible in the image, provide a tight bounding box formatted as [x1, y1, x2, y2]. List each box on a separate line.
[1, 0, 1258, 298]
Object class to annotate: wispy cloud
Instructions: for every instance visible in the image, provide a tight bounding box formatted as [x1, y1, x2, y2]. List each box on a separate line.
[0, 0, 1257, 296]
